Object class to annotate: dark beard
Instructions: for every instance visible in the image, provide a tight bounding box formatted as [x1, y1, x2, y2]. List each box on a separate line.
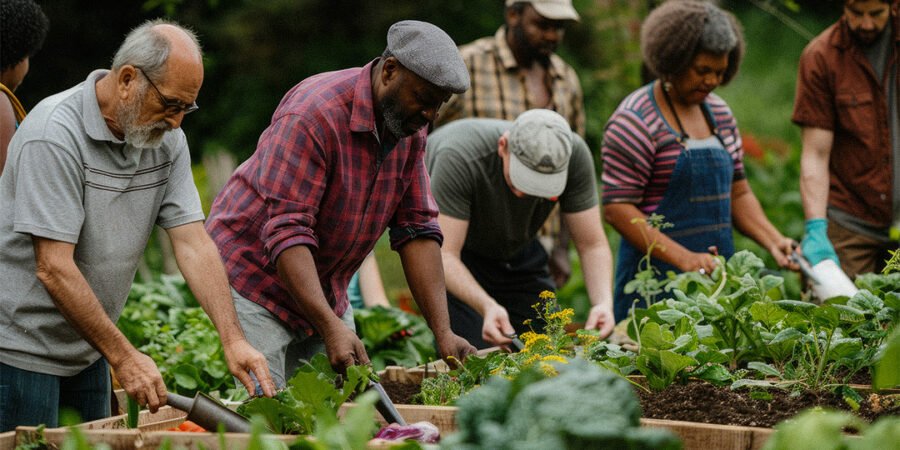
[510, 23, 552, 66]
[380, 94, 415, 138]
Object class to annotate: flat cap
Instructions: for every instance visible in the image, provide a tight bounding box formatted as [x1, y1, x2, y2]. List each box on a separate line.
[387, 20, 470, 94]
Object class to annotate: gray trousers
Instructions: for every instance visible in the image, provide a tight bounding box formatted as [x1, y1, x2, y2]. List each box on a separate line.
[231, 287, 355, 391]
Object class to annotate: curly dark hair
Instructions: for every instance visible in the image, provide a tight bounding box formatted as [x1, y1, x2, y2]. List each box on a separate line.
[1, 0, 49, 72]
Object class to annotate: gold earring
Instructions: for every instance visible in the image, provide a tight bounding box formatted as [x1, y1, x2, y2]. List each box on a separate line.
[663, 80, 673, 92]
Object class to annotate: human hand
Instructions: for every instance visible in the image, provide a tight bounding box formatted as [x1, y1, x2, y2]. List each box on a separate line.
[112, 351, 167, 413]
[481, 303, 515, 346]
[801, 218, 839, 266]
[435, 332, 476, 368]
[222, 339, 277, 398]
[769, 237, 800, 271]
[321, 323, 370, 375]
[584, 303, 615, 339]
[678, 249, 718, 275]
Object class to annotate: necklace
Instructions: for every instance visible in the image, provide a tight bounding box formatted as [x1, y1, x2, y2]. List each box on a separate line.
[661, 82, 689, 143]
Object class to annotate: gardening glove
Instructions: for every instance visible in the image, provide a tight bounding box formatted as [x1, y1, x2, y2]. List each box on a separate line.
[801, 218, 839, 266]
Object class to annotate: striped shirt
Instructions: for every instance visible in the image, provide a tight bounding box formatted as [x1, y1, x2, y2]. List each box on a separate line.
[601, 83, 744, 212]
[205, 60, 442, 334]
[434, 26, 585, 137]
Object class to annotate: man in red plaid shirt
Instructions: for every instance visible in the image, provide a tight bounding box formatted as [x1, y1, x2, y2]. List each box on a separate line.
[206, 21, 476, 388]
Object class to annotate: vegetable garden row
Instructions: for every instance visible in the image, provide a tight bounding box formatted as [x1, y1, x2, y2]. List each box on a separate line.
[10, 250, 900, 449]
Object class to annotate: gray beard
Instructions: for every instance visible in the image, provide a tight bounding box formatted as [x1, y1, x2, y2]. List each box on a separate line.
[117, 93, 171, 149]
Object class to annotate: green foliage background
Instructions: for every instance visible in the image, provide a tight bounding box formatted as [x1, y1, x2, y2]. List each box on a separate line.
[19, 1, 841, 317]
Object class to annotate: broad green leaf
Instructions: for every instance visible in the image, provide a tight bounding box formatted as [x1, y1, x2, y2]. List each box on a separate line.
[657, 308, 687, 325]
[639, 322, 675, 350]
[750, 302, 787, 327]
[691, 364, 732, 384]
[764, 409, 866, 450]
[774, 300, 817, 314]
[726, 250, 765, 277]
[770, 328, 803, 345]
[173, 364, 200, 390]
[812, 305, 841, 328]
[730, 379, 777, 390]
[758, 274, 784, 298]
[847, 290, 883, 313]
[883, 292, 900, 312]
[747, 361, 782, 379]
[874, 328, 900, 389]
[660, 350, 697, 379]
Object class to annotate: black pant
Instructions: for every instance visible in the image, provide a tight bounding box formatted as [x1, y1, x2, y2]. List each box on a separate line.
[447, 238, 556, 349]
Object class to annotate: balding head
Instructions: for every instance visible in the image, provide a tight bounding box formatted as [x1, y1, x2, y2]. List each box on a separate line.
[111, 19, 202, 83]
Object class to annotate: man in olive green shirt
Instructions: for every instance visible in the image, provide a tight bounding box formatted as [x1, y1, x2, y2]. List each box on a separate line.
[425, 109, 614, 349]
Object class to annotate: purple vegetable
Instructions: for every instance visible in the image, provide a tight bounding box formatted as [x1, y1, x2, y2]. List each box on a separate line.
[374, 421, 440, 443]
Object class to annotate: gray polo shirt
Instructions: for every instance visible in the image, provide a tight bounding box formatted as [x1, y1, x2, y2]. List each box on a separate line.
[0, 70, 204, 376]
[425, 118, 598, 260]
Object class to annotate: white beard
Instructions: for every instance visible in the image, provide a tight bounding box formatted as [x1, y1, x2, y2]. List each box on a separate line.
[117, 90, 171, 149]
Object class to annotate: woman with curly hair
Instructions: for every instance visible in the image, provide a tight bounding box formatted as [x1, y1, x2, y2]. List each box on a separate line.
[601, 0, 798, 322]
[1, 0, 48, 174]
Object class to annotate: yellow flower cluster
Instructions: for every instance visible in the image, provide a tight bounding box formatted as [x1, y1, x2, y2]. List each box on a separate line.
[539, 290, 556, 300]
[541, 355, 568, 364]
[540, 362, 558, 376]
[520, 331, 550, 348]
[547, 308, 575, 324]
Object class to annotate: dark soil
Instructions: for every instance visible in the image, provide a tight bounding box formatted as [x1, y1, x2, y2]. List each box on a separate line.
[637, 383, 900, 428]
[382, 375, 899, 429]
[381, 379, 422, 405]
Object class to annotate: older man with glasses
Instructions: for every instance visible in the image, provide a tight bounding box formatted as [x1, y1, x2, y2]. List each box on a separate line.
[0, 18, 276, 432]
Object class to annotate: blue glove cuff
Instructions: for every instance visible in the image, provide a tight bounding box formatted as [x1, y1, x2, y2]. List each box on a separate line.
[805, 218, 828, 233]
[802, 218, 838, 266]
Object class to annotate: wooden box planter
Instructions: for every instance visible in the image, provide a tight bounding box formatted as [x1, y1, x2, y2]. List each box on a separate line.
[376, 365, 778, 450]
[1, 430, 16, 449]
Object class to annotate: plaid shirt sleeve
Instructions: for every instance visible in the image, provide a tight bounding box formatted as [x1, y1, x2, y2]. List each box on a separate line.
[388, 152, 443, 250]
[256, 113, 326, 263]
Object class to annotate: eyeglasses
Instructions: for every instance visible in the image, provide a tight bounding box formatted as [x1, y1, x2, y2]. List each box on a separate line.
[134, 66, 199, 116]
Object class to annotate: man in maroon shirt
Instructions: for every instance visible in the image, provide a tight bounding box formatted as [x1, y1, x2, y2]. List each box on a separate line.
[206, 21, 475, 388]
[793, 0, 900, 279]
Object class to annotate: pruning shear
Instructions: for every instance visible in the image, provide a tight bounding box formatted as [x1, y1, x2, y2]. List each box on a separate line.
[505, 333, 526, 352]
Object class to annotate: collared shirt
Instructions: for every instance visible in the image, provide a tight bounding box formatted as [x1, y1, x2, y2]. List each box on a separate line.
[434, 26, 585, 137]
[205, 60, 442, 334]
[792, 13, 900, 232]
[0, 70, 203, 376]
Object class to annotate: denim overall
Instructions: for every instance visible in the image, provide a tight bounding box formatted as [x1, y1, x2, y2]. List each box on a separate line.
[612, 111, 735, 323]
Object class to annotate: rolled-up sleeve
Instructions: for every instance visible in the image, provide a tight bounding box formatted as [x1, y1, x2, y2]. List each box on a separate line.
[389, 158, 443, 250]
[256, 114, 327, 262]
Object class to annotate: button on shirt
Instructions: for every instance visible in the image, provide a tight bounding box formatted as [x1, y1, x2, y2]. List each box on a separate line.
[205, 60, 442, 334]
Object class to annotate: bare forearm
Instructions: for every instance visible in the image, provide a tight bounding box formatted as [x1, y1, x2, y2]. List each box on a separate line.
[275, 245, 344, 334]
[799, 127, 833, 219]
[173, 236, 247, 345]
[441, 249, 497, 317]
[398, 239, 454, 337]
[35, 252, 134, 366]
[732, 182, 785, 249]
[578, 244, 614, 308]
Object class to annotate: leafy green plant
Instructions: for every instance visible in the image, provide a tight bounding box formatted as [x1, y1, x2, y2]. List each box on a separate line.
[762, 407, 900, 450]
[623, 213, 674, 310]
[237, 353, 374, 435]
[353, 306, 437, 370]
[442, 358, 682, 449]
[119, 276, 236, 398]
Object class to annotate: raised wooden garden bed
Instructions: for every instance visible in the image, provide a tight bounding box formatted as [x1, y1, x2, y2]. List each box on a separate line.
[373, 364, 900, 450]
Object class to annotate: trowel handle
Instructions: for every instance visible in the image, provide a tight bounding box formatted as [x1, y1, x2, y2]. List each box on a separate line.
[165, 392, 194, 413]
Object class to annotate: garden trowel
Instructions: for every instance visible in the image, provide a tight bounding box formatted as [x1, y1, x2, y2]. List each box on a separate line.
[166, 391, 252, 433]
[368, 380, 407, 426]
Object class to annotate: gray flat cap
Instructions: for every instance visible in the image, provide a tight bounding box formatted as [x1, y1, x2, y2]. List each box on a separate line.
[387, 20, 470, 94]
